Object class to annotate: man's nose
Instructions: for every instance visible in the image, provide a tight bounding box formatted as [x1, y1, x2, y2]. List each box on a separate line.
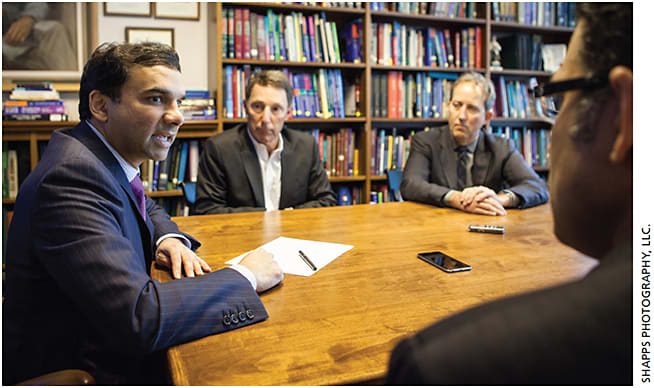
[164, 102, 184, 127]
[261, 106, 273, 123]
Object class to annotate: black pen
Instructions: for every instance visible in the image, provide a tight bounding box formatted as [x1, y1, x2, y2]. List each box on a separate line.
[298, 250, 317, 271]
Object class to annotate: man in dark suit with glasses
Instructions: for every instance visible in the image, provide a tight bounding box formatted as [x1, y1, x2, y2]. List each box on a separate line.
[387, 3, 632, 384]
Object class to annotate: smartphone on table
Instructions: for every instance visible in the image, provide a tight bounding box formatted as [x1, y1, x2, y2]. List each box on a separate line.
[417, 251, 471, 273]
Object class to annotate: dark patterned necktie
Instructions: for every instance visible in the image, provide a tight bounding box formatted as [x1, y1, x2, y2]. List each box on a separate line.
[130, 174, 146, 221]
[456, 146, 471, 191]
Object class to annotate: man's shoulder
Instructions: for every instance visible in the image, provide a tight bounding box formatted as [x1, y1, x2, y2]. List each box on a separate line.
[479, 131, 515, 155]
[282, 127, 315, 146]
[206, 124, 247, 147]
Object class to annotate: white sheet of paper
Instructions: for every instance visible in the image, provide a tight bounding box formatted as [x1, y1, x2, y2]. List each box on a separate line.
[226, 236, 353, 276]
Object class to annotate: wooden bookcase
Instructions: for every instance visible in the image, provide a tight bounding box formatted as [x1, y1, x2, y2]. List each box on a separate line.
[2, 2, 574, 209]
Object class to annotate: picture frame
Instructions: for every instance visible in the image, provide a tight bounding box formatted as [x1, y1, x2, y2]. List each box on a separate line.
[125, 27, 175, 48]
[104, 2, 152, 17]
[154, 2, 200, 20]
[2, 2, 93, 81]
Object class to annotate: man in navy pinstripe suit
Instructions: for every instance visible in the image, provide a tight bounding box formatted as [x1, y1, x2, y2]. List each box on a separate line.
[3, 42, 284, 385]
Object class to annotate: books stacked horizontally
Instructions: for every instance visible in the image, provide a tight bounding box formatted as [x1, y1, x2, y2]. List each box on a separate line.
[180, 90, 216, 121]
[3, 83, 67, 121]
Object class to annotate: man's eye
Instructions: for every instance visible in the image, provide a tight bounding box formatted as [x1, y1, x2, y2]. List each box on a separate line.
[150, 96, 162, 103]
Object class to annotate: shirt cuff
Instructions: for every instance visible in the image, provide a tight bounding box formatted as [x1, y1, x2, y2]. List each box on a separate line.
[500, 190, 520, 208]
[443, 190, 457, 207]
[229, 264, 258, 291]
[156, 233, 192, 249]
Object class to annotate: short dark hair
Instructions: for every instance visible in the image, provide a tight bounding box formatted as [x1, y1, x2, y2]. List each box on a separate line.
[577, 3, 633, 76]
[245, 70, 293, 107]
[78, 41, 181, 120]
[571, 3, 632, 142]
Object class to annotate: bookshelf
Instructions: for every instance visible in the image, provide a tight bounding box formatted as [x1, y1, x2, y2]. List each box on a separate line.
[2, 2, 574, 211]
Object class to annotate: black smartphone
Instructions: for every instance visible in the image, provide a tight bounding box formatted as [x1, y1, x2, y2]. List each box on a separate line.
[417, 251, 472, 273]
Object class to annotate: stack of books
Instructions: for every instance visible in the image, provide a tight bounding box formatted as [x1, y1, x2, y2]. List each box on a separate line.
[180, 90, 216, 121]
[3, 83, 67, 121]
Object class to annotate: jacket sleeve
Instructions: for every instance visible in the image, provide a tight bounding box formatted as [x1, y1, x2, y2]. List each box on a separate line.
[400, 132, 452, 207]
[500, 144, 549, 208]
[32, 158, 267, 356]
[294, 140, 337, 209]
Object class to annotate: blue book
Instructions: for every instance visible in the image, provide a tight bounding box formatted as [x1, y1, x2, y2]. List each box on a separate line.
[177, 141, 189, 183]
[185, 90, 210, 99]
[278, 13, 286, 61]
[337, 186, 352, 206]
[224, 66, 234, 119]
[422, 73, 430, 118]
[415, 72, 423, 117]
[378, 129, 386, 175]
[335, 70, 345, 118]
[152, 161, 160, 191]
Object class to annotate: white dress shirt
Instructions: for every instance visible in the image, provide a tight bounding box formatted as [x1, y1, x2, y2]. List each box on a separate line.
[246, 128, 284, 211]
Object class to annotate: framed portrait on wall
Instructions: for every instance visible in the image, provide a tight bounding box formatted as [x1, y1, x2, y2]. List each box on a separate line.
[2, 2, 94, 81]
[125, 27, 174, 48]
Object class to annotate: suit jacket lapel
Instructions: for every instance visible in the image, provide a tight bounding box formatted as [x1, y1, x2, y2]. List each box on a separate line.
[238, 125, 265, 207]
[472, 131, 491, 186]
[440, 127, 459, 188]
[70, 122, 155, 259]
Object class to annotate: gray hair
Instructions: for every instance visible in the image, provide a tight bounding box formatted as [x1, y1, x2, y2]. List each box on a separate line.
[451, 72, 496, 112]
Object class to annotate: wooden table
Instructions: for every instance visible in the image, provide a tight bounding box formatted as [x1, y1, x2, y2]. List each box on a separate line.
[153, 202, 596, 386]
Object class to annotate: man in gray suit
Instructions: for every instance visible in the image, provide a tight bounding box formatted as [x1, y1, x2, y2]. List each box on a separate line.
[400, 72, 549, 215]
[3, 42, 283, 385]
[388, 3, 632, 384]
[195, 70, 336, 214]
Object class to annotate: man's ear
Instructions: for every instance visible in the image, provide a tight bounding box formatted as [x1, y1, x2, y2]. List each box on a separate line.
[608, 66, 633, 163]
[484, 109, 493, 124]
[88, 90, 109, 122]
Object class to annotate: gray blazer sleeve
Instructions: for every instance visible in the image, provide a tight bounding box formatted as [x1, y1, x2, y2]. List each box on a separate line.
[498, 143, 549, 208]
[400, 131, 452, 207]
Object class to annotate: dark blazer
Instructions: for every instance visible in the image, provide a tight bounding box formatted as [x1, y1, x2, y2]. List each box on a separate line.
[194, 124, 336, 214]
[2, 122, 267, 385]
[386, 243, 632, 385]
[400, 126, 549, 208]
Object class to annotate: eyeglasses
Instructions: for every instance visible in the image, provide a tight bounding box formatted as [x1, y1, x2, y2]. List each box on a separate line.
[532, 74, 609, 117]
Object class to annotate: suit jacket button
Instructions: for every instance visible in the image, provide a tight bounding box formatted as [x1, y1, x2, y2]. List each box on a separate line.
[238, 311, 247, 322]
[246, 309, 255, 319]
[223, 315, 231, 326]
[230, 313, 239, 324]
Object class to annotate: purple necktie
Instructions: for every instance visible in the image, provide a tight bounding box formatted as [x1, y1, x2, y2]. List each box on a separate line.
[130, 174, 146, 221]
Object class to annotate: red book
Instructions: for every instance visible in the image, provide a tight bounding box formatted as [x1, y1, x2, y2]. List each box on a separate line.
[475, 26, 482, 69]
[234, 8, 242, 59]
[388, 72, 398, 118]
[243, 8, 251, 59]
[318, 132, 325, 166]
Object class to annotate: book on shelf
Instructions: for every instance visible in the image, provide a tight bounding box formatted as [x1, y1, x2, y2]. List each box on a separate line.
[4, 83, 67, 121]
[371, 128, 417, 175]
[3, 113, 68, 121]
[223, 7, 347, 64]
[372, 71, 455, 119]
[491, 126, 550, 169]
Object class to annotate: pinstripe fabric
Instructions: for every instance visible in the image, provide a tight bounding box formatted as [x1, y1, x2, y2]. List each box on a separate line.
[3, 122, 267, 385]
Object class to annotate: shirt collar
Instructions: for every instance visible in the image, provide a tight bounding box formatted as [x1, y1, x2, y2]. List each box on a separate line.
[246, 126, 284, 160]
[455, 131, 480, 154]
[86, 120, 139, 181]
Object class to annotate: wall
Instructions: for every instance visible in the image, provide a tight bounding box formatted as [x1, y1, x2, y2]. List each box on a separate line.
[95, 2, 213, 91]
